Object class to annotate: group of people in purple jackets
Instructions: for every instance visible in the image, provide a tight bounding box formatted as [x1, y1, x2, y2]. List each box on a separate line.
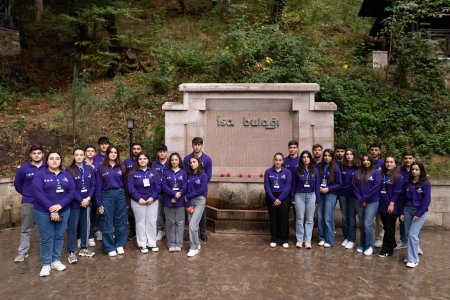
[13, 136, 212, 277]
[263, 141, 431, 269]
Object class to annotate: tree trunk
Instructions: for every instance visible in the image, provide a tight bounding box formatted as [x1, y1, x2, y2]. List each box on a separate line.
[35, 0, 43, 22]
[178, 0, 186, 14]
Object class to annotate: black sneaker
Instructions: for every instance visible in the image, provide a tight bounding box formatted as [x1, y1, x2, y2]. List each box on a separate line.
[200, 233, 208, 242]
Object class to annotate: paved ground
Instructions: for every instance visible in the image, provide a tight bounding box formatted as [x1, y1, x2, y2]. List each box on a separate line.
[1, 227, 449, 299]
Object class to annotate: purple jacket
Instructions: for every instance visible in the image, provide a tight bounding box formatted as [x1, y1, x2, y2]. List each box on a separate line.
[65, 163, 96, 209]
[401, 181, 431, 218]
[152, 159, 168, 194]
[127, 168, 159, 202]
[185, 172, 208, 207]
[93, 153, 106, 168]
[353, 169, 382, 204]
[320, 163, 342, 194]
[378, 173, 404, 215]
[32, 169, 75, 213]
[162, 169, 188, 207]
[123, 157, 136, 171]
[292, 167, 320, 204]
[374, 158, 384, 172]
[183, 152, 213, 182]
[399, 166, 411, 182]
[14, 161, 47, 204]
[339, 166, 358, 197]
[284, 155, 300, 178]
[95, 164, 125, 206]
[264, 167, 292, 203]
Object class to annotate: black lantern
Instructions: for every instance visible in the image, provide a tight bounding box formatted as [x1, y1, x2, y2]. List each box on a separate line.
[127, 117, 135, 157]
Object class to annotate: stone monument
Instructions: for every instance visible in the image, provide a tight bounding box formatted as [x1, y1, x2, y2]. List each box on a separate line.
[163, 83, 337, 232]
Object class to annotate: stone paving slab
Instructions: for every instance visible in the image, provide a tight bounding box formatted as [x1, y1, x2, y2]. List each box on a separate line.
[1, 227, 449, 299]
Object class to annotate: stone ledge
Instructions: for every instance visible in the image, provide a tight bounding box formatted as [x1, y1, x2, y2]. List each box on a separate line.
[162, 102, 186, 111]
[179, 83, 320, 92]
[314, 102, 338, 111]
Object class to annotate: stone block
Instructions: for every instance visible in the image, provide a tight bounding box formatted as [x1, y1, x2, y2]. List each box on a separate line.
[442, 213, 450, 228]
[429, 197, 450, 213]
[218, 183, 248, 209]
[423, 212, 442, 227]
[431, 186, 450, 198]
[247, 184, 266, 210]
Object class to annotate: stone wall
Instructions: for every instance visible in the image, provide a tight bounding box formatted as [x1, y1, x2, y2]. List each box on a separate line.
[0, 27, 20, 56]
[1, 177, 449, 229]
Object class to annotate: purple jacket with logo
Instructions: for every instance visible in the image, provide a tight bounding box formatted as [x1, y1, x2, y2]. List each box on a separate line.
[14, 161, 47, 204]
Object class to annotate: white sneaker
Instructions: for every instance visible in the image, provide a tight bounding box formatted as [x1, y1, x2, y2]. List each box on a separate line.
[140, 247, 149, 254]
[77, 239, 81, 249]
[363, 247, 373, 256]
[79, 249, 95, 257]
[270, 242, 277, 248]
[318, 240, 325, 246]
[151, 247, 159, 252]
[323, 243, 332, 248]
[394, 242, 407, 251]
[187, 249, 199, 257]
[40, 265, 51, 277]
[406, 262, 419, 268]
[96, 231, 102, 241]
[418, 247, 423, 255]
[51, 261, 67, 271]
[356, 246, 364, 253]
[117, 247, 125, 255]
[305, 242, 312, 249]
[345, 241, 355, 249]
[296, 242, 303, 248]
[108, 251, 117, 257]
[14, 253, 29, 263]
[88, 238, 96, 247]
[282, 243, 289, 249]
[341, 239, 348, 247]
[374, 239, 383, 248]
[404, 258, 419, 263]
[156, 230, 165, 241]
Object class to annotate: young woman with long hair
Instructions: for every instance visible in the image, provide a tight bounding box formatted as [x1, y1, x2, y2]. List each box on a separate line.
[400, 162, 431, 268]
[66, 148, 96, 264]
[32, 152, 75, 277]
[264, 153, 292, 248]
[162, 152, 187, 252]
[185, 156, 208, 257]
[318, 149, 342, 247]
[339, 148, 360, 250]
[293, 150, 320, 249]
[353, 154, 382, 256]
[95, 146, 128, 257]
[128, 152, 160, 254]
[378, 155, 404, 257]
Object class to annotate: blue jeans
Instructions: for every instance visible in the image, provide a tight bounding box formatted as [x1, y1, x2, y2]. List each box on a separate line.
[294, 192, 316, 243]
[339, 195, 356, 242]
[188, 196, 206, 250]
[318, 193, 337, 245]
[354, 201, 379, 250]
[79, 206, 91, 248]
[101, 188, 128, 253]
[34, 209, 70, 266]
[67, 208, 80, 252]
[404, 206, 426, 264]
[399, 218, 407, 244]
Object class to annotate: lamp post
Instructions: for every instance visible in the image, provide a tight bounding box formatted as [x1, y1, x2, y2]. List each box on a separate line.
[127, 117, 135, 158]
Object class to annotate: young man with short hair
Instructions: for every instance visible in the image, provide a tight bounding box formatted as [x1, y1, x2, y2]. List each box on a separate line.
[93, 137, 110, 168]
[84, 145, 96, 168]
[183, 137, 212, 241]
[124, 142, 142, 171]
[334, 144, 346, 165]
[312, 144, 323, 170]
[284, 140, 300, 177]
[152, 144, 169, 241]
[13, 145, 46, 262]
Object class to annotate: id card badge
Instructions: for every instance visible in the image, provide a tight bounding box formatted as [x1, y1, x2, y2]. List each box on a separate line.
[304, 181, 310, 188]
[56, 186, 64, 193]
[273, 179, 280, 189]
[143, 178, 150, 187]
[320, 179, 327, 188]
[380, 189, 387, 194]
[173, 182, 179, 191]
[81, 181, 88, 193]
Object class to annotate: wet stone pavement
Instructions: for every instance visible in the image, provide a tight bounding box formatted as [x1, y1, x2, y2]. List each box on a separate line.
[1, 227, 449, 300]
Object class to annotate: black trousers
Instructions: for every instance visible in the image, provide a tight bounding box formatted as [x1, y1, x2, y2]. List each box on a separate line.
[380, 213, 398, 254]
[266, 193, 290, 244]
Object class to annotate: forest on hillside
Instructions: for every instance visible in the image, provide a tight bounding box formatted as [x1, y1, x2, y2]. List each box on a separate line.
[0, 0, 449, 177]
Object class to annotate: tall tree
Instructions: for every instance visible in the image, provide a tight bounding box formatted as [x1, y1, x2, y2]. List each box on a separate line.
[35, 0, 43, 22]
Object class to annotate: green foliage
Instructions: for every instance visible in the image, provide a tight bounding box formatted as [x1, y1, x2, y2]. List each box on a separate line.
[142, 122, 165, 159]
[12, 116, 26, 130]
[0, 85, 17, 111]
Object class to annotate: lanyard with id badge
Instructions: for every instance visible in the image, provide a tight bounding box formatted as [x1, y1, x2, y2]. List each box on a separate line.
[142, 169, 151, 187]
[321, 166, 328, 187]
[303, 169, 310, 188]
[79, 166, 88, 193]
[172, 171, 179, 191]
[273, 173, 280, 189]
[54, 173, 64, 193]
[381, 175, 388, 194]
